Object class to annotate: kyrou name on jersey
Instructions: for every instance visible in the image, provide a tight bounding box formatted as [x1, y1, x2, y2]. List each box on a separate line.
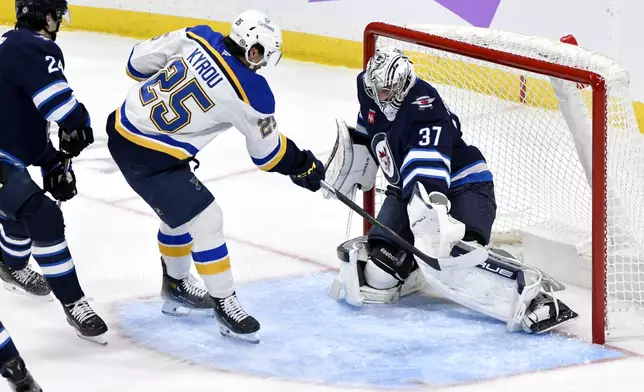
[186, 48, 224, 88]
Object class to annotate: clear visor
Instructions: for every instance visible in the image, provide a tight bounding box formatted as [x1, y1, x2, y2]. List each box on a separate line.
[57, 8, 71, 24]
[247, 48, 283, 68]
[265, 50, 282, 67]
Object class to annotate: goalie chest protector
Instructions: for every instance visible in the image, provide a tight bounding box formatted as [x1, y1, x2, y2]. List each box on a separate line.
[355, 71, 491, 199]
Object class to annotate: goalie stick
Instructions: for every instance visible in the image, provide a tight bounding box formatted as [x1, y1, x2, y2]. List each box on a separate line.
[320, 180, 489, 271]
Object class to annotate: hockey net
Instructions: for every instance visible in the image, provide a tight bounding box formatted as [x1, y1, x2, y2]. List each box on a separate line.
[362, 23, 644, 344]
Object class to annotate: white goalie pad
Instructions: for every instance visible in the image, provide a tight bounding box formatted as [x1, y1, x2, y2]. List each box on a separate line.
[328, 238, 425, 306]
[416, 251, 543, 332]
[407, 183, 544, 332]
[322, 118, 378, 200]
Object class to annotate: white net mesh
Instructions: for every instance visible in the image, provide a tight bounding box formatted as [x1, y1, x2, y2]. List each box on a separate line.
[367, 25, 644, 341]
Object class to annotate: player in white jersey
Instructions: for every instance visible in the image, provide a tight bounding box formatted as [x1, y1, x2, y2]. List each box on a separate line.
[105, 10, 325, 343]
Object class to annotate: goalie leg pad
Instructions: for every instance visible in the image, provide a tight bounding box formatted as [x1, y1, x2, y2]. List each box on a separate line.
[363, 242, 415, 290]
[331, 237, 425, 305]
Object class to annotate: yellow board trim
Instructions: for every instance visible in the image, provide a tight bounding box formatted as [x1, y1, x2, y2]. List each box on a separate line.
[159, 243, 192, 257]
[114, 107, 191, 160]
[186, 31, 249, 105]
[195, 257, 231, 275]
[260, 133, 288, 171]
[0, 4, 640, 132]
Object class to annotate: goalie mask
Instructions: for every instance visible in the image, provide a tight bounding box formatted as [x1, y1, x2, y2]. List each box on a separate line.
[364, 48, 416, 121]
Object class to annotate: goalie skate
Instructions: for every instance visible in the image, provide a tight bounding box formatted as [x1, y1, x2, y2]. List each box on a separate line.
[0, 261, 52, 302]
[63, 297, 108, 346]
[522, 293, 579, 334]
[213, 292, 260, 344]
[160, 258, 215, 317]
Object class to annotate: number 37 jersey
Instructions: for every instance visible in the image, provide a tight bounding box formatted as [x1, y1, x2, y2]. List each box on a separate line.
[115, 25, 292, 172]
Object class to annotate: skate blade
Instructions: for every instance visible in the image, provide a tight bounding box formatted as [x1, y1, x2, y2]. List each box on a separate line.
[77, 332, 108, 346]
[534, 311, 580, 334]
[162, 300, 214, 318]
[2, 282, 54, 302]
[218, 325, 260, 344]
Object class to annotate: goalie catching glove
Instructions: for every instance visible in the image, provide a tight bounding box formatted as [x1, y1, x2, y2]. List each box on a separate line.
[322, 118, 378, 201]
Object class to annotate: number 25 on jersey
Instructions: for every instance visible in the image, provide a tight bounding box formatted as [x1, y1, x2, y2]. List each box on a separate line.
[139, 58, 215, 134]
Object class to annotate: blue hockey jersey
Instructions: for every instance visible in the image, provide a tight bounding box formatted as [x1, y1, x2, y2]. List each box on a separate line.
[354, 71, 493, 199]
[0, 28, 89, 167]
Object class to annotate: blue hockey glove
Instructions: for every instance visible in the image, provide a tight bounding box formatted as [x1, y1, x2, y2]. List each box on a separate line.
[290, 150, 325, 192]
[42, 157, 76, 201]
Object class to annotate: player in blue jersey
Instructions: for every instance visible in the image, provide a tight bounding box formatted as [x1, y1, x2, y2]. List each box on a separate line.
[0, 320, 42, 391]
[326, 48, 577, 334]
[0, 0, 107, 345]
[106, 10, 324, 343]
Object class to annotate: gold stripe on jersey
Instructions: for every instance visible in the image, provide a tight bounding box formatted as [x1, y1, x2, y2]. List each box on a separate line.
[126, 66, 146, 82]
[258, 133, 288, 171]
[114, 107, 192, 160]
[186, 31, 250, 105]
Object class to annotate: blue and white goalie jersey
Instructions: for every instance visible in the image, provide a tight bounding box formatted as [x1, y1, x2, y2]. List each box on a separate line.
[116, 25, 296, 173]
[354, 71, 493, 199]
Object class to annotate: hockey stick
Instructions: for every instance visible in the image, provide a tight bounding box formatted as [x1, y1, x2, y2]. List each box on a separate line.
[320, 180, 443, 271]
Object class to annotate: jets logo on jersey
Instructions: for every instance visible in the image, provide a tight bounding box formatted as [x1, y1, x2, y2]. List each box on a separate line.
[367, 109, 376, 124]
[412, 96, 435, 110]
[372, 133, 400, 184]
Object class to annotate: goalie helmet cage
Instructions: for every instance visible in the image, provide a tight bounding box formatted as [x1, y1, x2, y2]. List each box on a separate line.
[361, 22, 644, 345]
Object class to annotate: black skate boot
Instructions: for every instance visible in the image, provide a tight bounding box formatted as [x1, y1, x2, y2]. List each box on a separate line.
[63, 297, 108, 346]
[213, 292, 260, 344]
[160, 257, 215, 317]
[0, 261, 52, 301]
[1, 356, 42, 392]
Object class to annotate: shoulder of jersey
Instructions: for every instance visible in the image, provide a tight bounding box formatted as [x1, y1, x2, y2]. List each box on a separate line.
[406, 78, 443, 117]
[4, 29, 63, 57]
[185, 25, 275, 115]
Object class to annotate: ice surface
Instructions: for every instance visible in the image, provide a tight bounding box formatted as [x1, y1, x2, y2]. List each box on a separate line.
[116, 272, 624, 390]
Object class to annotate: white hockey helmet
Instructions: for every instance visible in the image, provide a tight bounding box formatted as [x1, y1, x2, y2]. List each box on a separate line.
[364, 48, 416, 120]
[229, 10, 283, 68]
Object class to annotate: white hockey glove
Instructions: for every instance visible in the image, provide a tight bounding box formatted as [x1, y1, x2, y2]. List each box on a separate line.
[322, 118, 378, 201]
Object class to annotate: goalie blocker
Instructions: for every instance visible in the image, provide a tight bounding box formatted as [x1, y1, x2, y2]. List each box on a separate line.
[324, 119, 578, 334]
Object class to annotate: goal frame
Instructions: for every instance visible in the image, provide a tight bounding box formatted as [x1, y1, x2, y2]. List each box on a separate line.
[362, 22, 609, 345]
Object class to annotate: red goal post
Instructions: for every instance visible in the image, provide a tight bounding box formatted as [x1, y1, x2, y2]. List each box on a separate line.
[361, 22, 644, 345]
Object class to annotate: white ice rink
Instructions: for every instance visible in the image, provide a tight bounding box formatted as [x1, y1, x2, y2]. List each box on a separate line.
[1, 28, 643, 391]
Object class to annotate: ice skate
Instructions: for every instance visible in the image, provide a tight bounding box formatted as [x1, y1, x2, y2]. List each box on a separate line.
[522, 293, 579, 334]
[213, 292, 260, 344]
[63, 297, 108, 346]
[1, 356, 42, 392]
[160, 258, 215, 317]
[0, 261, 52, 301]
